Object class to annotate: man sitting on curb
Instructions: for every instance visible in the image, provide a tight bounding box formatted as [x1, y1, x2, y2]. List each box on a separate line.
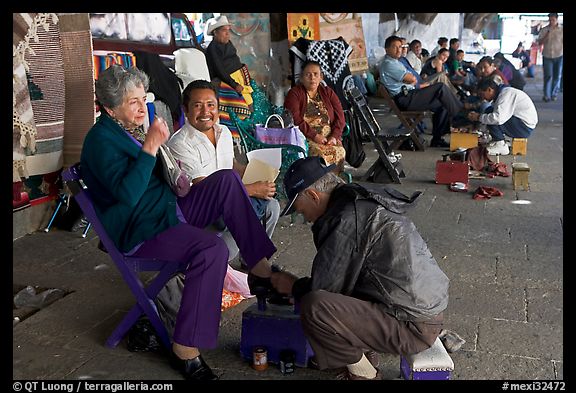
[467, 78, 538, 155]
[271, 156, 449, 380]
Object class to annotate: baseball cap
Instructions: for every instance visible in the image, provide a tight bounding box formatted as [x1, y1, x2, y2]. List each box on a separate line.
[280, 156, 336, 216]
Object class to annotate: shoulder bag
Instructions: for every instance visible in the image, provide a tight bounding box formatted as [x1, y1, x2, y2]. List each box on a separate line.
[254, 114, 307, 156]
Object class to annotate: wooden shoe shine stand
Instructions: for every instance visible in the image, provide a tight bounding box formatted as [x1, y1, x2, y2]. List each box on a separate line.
[511, 138, 529, 191]
[449, 125, 480, 152]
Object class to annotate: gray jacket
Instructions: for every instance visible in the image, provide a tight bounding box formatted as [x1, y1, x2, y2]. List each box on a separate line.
[292, 183, 449, 321]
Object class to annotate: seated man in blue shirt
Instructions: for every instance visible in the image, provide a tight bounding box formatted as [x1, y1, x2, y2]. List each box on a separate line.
[380, 35, 463, 147]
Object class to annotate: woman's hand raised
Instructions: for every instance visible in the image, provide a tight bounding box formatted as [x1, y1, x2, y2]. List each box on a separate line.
[142, 117, 170, 156]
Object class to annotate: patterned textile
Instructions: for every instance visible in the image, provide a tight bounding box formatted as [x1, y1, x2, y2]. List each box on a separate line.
[304, 93, 346, 166]
[13, 13, 66, 205]
[221, 289, 246, 312]
[13, 57, 34, 182]
[59, 13, 96, 168]
[13, 12, 66, 209]
[319, 17, 369, 73]
[307, 40, 350, 86]
[93, 52, 136, 80]
[23, 13, 65, 178]
[218, 65, 253, 142]
[13, 13, 60, 182]
[287, 13, 320, 43]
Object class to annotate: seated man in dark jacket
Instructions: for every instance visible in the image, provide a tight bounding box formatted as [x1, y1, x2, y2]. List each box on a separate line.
[271, 157, 449, 380]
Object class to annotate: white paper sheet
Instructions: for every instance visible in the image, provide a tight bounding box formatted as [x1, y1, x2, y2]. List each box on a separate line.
[242, 148, 281, 184]
[246, 148, 282, 169]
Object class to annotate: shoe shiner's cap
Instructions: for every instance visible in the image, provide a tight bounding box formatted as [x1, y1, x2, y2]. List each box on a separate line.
[280, 157, 336, 216]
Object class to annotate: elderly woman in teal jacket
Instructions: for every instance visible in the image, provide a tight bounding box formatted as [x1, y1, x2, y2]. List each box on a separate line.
[80, 64, 276, 380]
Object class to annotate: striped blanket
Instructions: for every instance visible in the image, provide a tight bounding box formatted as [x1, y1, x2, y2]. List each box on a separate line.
[218, 65, 253, 142]
[93, 52, 137, 80]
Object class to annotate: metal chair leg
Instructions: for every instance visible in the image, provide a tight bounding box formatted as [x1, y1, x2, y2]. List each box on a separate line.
[82, 222, 92, 238]
[44, 194, 68, 232]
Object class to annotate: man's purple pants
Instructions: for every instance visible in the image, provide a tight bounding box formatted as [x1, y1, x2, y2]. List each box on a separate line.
[132, 169, 276, 348]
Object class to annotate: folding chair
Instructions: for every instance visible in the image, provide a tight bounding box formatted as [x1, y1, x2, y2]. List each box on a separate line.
[62, 163, 187, 350]
[346, 87, 406, 184]
[376, 84, 429, 151]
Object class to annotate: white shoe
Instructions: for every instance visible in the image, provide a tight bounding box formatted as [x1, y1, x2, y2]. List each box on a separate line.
[486, 140, 509, 155]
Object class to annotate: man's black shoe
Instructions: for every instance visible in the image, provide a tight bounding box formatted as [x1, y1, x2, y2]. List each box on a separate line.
[170, 353, 219, 380]
[430, 138, 450, 148]
[248, 268, 289, 301]
[247, 272, 274, 296]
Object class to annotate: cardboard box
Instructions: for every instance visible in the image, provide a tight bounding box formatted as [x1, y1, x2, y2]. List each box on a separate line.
[512, 138, 528, 155]
[449, 131, 479, 151]
[435, 160, 469, 184]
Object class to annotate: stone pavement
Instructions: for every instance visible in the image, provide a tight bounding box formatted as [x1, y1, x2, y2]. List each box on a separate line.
[13, 72, 563, 382]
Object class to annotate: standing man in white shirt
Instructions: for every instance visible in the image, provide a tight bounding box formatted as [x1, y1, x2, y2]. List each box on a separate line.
[467, 79, 538, 156]
[168, 79, 280, 262]
[537, 13, 563, 102]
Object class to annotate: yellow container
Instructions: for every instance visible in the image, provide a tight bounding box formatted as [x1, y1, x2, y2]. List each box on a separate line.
[449, 131, 478, 151]
[512, 138, 528, 155]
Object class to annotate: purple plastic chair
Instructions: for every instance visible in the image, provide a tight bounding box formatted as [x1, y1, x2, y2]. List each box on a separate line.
[62, 163, 185, 350]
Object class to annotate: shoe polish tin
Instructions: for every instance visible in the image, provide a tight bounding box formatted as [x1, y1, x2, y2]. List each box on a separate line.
[252, 346, 268, 371]
[279, 350, 295, 375]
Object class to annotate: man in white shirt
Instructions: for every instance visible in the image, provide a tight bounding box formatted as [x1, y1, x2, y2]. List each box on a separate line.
[168, 79, 280, 262]
[537, 13, 563, 102]
[467, 79, 538, 156]
[405, 39, 423, 74]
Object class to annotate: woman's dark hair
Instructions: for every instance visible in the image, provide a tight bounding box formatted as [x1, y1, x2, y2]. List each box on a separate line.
[182, 79, 218, 108]
[302, 60, 322, 72]
[438, 48, 449, 56]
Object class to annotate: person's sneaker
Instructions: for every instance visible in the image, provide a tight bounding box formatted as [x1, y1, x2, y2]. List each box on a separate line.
[336, 369, 383, 380]
[364, 350, 380, 368]
[438, 329, 466, 353]
[309, 350, 380, 370]
[430, 138, 450, 148]
[551, 95, 557, 101]
[486, 140, 509, 155]
[543, 96, 551, 102]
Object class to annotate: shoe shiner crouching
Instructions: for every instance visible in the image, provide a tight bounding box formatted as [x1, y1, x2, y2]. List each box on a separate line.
[467, 78, 538, 156]
[271, 157, 449, 380]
